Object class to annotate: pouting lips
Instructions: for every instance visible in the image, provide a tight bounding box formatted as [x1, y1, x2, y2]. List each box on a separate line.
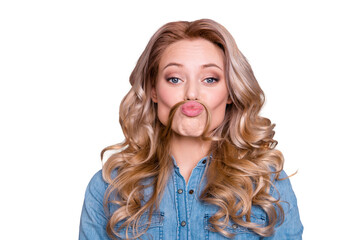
[180, 101, 204, 117]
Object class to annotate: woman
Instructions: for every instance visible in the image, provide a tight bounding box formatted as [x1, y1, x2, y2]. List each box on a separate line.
[79, 19, 303, 239]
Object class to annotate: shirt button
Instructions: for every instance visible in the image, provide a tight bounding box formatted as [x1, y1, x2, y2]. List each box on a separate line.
[189, 189, 194, 194]
[177, 189, 183, 194]
[181, 221, 186, 227]
[232, 224, 238, 229]
[202, 159, 206, 164]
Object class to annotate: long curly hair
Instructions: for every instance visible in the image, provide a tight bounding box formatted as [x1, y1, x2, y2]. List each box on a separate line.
[101, 19, 285, 239]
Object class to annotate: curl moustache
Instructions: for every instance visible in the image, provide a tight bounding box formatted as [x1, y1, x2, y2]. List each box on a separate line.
[160, 100, 213, 142]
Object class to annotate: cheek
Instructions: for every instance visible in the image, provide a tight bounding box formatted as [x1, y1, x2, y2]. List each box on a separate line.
[206, 91, 229, 128]
[157, 104, 169, 125]
[156, 88, 178, 125]
[210, 102, 227, 127]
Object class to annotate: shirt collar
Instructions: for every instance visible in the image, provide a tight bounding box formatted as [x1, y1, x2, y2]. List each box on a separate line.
[171, 153, 213, 169]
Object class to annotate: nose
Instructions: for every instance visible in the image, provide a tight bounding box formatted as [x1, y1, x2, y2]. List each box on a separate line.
[184, 79, 199, 101]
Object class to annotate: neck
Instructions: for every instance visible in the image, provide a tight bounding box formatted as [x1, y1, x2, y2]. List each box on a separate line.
[170, 133, 211, 183]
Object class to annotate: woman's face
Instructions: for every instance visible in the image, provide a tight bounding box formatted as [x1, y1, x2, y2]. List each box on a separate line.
[151, 38, 231, 137]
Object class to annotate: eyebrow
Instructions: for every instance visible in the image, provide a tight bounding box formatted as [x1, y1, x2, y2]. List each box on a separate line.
[162, 62, 223, 71]
[163, 63, 183, 70]
[202, 63, 223, 70]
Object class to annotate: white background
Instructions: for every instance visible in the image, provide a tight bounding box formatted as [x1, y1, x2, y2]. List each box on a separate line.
[1, 0, 359, 239]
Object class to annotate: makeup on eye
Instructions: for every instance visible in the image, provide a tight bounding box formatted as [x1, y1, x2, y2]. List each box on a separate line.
[165, 76, 220, 85]
[166, 77, 182, 84]
[203, 77, 219, 84]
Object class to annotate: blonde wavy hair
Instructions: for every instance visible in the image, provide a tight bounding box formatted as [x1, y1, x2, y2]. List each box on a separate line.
[101, 19, 285, 239]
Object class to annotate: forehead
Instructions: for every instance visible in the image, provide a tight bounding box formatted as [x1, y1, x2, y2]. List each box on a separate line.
[158, 38, 225, 70]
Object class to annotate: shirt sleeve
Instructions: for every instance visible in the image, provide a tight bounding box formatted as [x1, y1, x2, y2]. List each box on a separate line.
[79, 170, 111, 240]
[264, 170, 304, 239]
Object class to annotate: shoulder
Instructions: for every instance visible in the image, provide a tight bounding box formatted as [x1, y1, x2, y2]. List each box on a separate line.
[88, 169, 108, 188]
[80, 170, 112, 239]
[84, 170, 109, 204]
[270, 170, 299, 212]
[266, 170, 304, 238]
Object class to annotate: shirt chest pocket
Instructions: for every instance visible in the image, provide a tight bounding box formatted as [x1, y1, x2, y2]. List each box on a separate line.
[203, 213, 266, 240]
[115, 211, 164, 240]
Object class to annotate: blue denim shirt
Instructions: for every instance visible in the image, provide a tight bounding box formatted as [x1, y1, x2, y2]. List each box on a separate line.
[79, 156, 303, 239]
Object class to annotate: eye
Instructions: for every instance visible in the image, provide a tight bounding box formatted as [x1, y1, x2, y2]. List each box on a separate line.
[167, 77, 182, 84]
[203, 77, 219, 84]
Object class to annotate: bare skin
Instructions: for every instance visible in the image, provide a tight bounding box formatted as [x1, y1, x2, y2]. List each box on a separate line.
[151, 38, 231, 183]
[170, 132, 212, 183]
[171, 103, 207, 136]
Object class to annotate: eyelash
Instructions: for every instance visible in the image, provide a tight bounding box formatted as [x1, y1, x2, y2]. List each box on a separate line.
[203, 77, 219, 84]
[166, 77, 219, 84]
[166, 77, 181, 84]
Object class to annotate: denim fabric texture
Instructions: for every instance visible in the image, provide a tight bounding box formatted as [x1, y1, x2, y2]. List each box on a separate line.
[79, 155, 303, 239]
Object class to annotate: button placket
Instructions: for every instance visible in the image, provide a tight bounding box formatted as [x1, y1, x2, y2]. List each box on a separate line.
[172, 155, 211, 239]
[173, 166, 188, 239]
